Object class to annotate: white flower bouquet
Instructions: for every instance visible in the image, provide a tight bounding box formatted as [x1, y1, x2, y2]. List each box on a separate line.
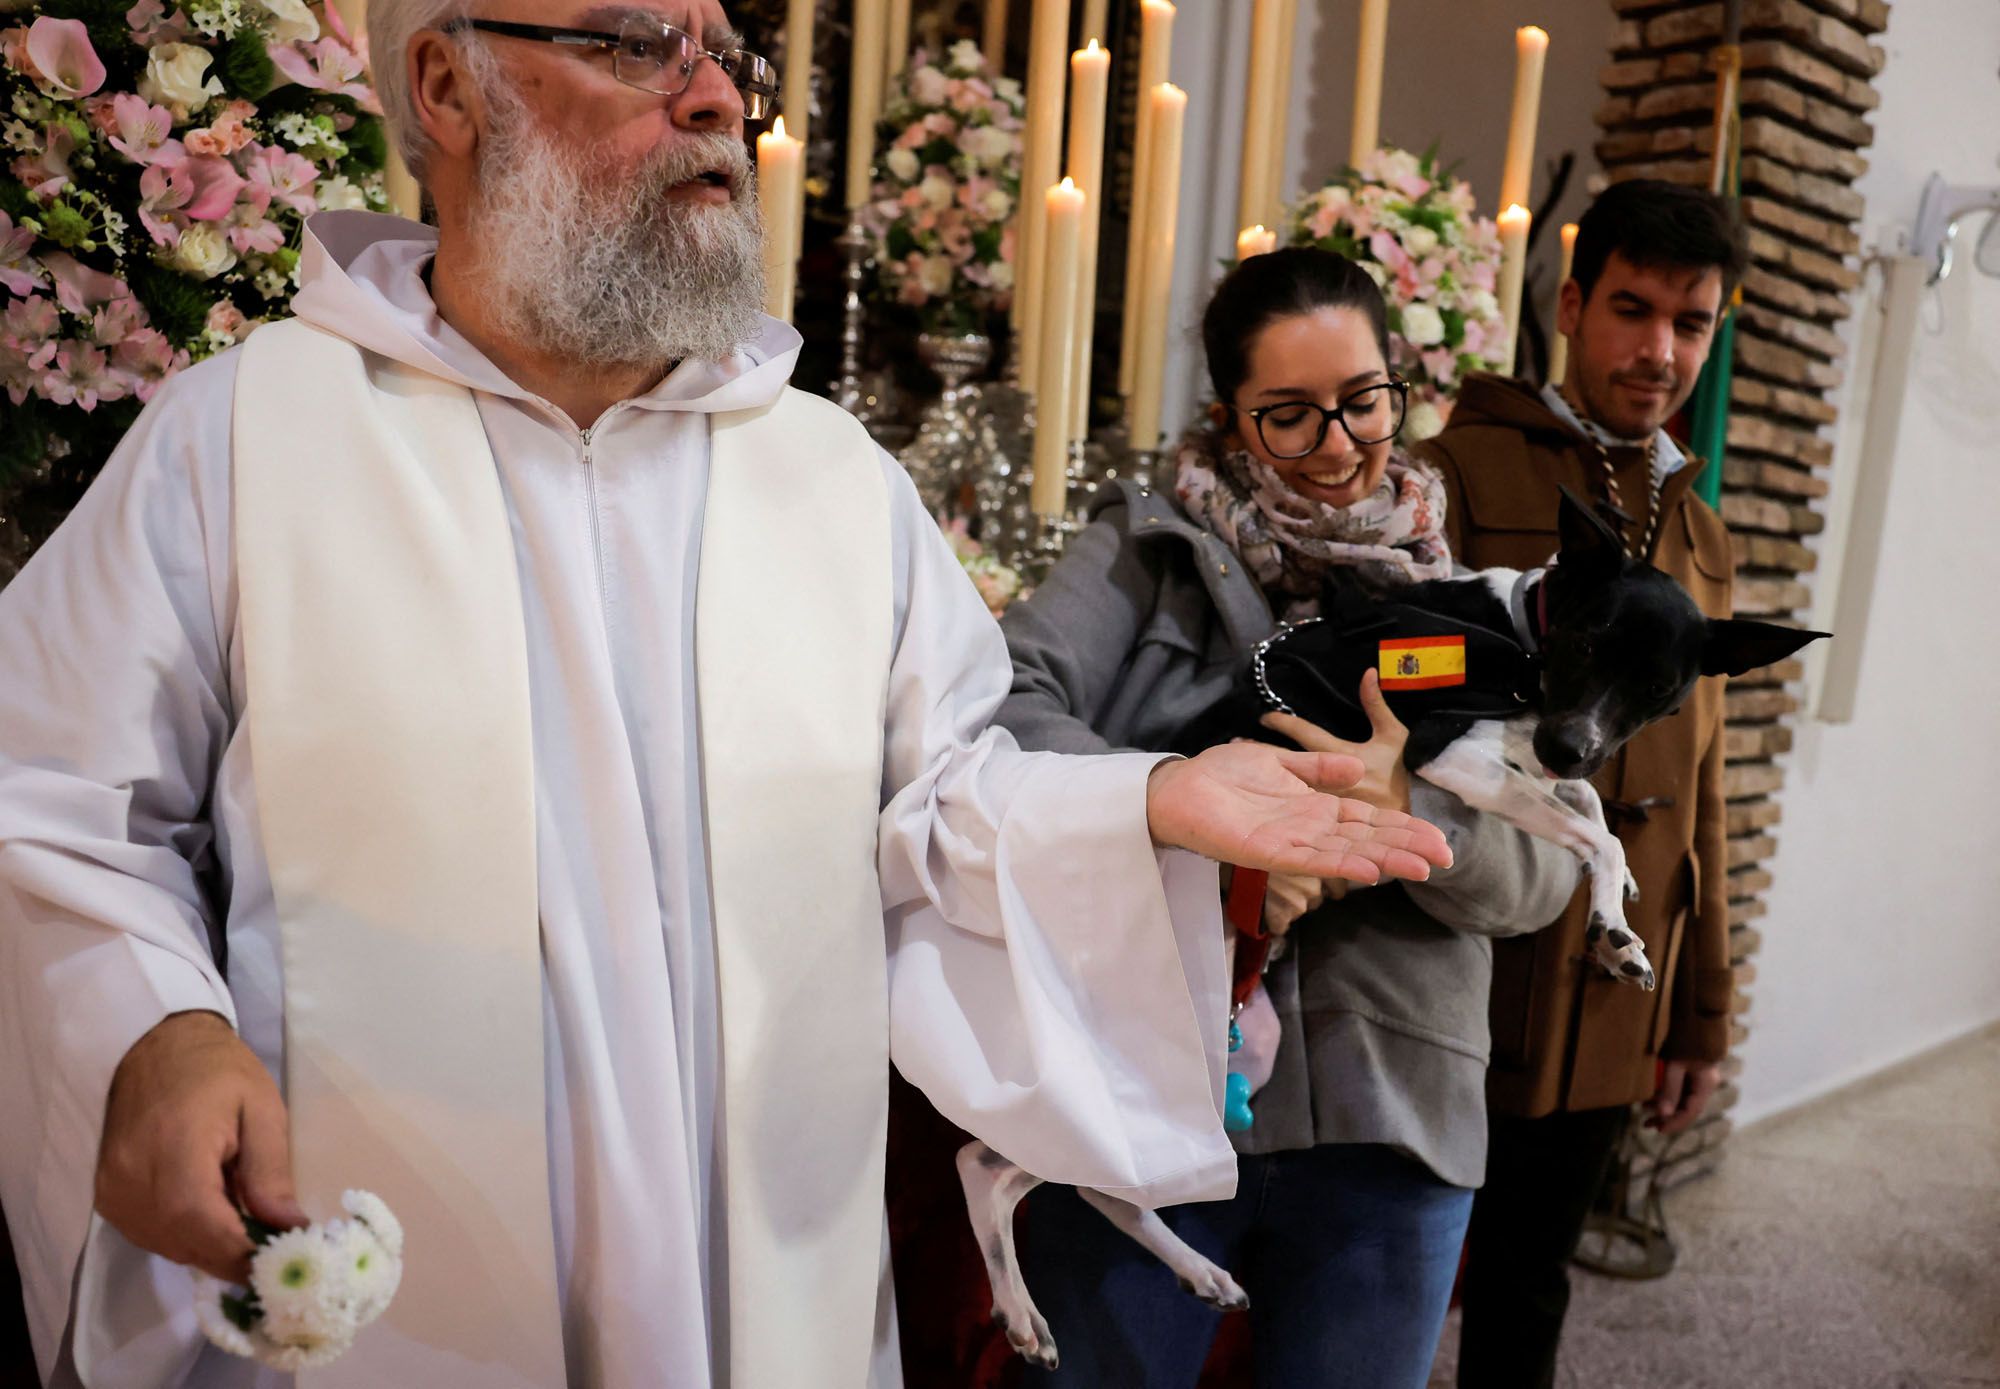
[1285, 146, 1509, 440]
[860, 40, 1024, 334]
[941, 514, 1023, 616]
[193, 1189, 404, 1370]
[0, 1, 386, 574]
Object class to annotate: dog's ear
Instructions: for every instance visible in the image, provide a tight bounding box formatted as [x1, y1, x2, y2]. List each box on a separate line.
[1555, 483, 1625, 568]
[1699, 619, 1829, 677]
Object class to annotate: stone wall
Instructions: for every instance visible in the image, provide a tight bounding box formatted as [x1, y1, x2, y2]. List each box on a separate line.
[1594, 0, 1888, 1187]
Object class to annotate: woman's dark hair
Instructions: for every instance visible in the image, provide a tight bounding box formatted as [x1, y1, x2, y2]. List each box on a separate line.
[1201, 247, 1392, 405]
[1571, 178, 1750, 301]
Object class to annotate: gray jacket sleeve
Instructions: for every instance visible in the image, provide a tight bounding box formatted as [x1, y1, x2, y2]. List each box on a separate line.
[995, 508, 1153, 756]
[1401, 781, 1580, 937]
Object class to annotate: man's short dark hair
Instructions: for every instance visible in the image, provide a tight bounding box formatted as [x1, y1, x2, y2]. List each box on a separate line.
[1571, 179, 1750, 301]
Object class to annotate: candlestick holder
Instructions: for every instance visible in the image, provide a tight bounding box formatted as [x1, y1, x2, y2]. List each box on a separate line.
[830, 215, 882, 426]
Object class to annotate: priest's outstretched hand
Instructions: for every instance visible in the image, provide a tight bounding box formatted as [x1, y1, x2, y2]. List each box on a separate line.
[1144, 742, 1452, 885]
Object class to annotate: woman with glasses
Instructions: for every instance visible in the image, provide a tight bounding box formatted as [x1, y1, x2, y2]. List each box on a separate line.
[994, 247, 1577, 1388]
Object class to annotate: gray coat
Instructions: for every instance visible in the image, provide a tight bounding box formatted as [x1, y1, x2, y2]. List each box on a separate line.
[996, 480, 1579, 1188]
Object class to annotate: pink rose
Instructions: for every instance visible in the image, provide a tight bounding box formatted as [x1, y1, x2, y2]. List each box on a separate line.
[205, 299, 248, 340]
[24, 17, 106, 98]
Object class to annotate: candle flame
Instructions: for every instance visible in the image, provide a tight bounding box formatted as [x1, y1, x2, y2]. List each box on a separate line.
[1084, 37, 1103, 52]
[772, 115, 788, 139]
[1060, 176, 1077, 190]
[1518, 24, 1548, 43]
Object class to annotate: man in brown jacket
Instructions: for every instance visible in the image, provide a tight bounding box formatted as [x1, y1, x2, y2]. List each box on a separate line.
[1412, 180, 1750, 1389]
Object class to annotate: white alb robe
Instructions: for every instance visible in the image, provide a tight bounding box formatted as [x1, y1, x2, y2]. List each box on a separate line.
[0, 211, 1233, 1389]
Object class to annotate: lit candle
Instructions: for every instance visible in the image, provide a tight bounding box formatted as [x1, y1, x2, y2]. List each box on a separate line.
[1266, 0, 1299, 227]
[1496, 203, 1531, 377]
[1350, 0, 1388, 166]
[983, 0, 1008, 71]
[1066, 40, 1110, 441]
[1119, 0, 1175, 398]
[1549, 220, 1578, 385]
[782, 0, 816, 144]
[1128, 83, 1187, 452]
[1499, 26, 1548, 213]
[846, 0, 887, 210]
[758, 116, 805, 321]
[1237, 224, 1277, 260]
[1033, 178, 1086, 515]
[1014, 0, 1071, 387]
[1238, 0, 1283, 234]
[886, 0, 911, 83]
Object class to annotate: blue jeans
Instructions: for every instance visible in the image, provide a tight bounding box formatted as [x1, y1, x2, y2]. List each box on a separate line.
[1018, 1144, 1474, 1389]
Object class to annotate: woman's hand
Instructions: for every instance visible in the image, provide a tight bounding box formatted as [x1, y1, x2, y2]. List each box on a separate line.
[1145, 740, 1450, 886]
[1260, 669, 1412, 816]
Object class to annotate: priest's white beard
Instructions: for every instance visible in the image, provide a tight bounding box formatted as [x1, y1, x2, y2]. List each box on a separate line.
[470, 83, 766, 367]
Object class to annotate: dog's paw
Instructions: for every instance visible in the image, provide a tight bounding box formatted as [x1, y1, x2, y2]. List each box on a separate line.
[1177, 1262, 1250, 1312]
[1588, 915, 1656, 990]
[992, 1304, 1059, 1370]
[1623, 867, 1641, 902]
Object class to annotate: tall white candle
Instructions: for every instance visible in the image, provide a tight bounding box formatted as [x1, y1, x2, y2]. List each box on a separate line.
[1496, 203, 1531, 377]
[1129, 83, 1187, 452]
[782, 0, 816, 144]
[1265, 0, 1299, 228]
[1034, 179, 1086, 515]
[1015, 0, 1071, 388]
[886, 0, 911, 84]
[983, 0, 1009, 71]
[846, 0, 887, 211]
[1499, 26, 1548, 213]
[1237, 224, 1277, 260]
[1066, 40, 1110, 441]
[758, 116, 805, 321]
[1549, 220, 1578, 386]
[1118, 0, 1175, 397]
[1238, 0, 1283, 234]
[1350, 0, 1388, 166]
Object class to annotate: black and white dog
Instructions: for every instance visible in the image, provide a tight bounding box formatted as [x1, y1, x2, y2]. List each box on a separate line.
[958, 485, 1827, 1368]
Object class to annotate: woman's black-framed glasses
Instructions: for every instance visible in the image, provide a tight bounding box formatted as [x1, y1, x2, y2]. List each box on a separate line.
[1237, 379, 1409, 459]
[440, 15, 780, 120]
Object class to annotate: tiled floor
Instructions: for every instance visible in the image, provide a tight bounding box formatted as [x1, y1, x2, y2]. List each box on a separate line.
[1431, 1024, 2000, 1388]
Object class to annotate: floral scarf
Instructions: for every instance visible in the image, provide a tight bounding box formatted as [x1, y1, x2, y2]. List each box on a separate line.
[1172, 425, 1453, 619]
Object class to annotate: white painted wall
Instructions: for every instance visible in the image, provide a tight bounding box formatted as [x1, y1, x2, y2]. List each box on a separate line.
[1736, 2, 2000, 1124]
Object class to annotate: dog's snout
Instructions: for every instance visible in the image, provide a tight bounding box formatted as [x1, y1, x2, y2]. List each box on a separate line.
[1537, 722, 1605, 776]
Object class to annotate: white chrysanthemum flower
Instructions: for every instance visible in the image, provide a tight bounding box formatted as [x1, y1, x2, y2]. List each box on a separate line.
[192, 1276, 258, 1359]
[255, 1315, 357, 1371]
[330, 1220, 402, 1324]
[342, 1190, 404, 1260]
[885, 147, 920, 182]
[250, 1228, 345, 1322]
[1405, 398, 1447, 440]
[1400, 302, 1446, 348]
[948, 39, 985, 72]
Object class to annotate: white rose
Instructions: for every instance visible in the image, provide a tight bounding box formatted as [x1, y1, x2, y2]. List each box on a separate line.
[1400, 302, 1446, 348]
[1460, 287, 1500, 322]
[254, 0, 319, 43]
[314, 175, 368, 211]
[138, 42, 224, 118]
[1403, 225, 1439, 258]
[963, 125, 1013, 167]
[885, 146, 920, 182]
[948, 39, 985, 72]
[1405, 398, 1446, 440]
[917, 174, 954, 211]
[169, 223, 237, 279]
[917, 255, 955, 297]
[909, 65, 949, 105]
[987, 260, 1014, 291]
[978, 187, 1011, 220]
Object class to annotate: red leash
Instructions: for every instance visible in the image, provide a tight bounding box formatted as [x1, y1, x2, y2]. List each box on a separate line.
[1225, 867, 1271, 1008]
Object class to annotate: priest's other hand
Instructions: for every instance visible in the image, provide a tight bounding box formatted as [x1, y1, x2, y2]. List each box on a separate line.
[96, 1009, 307, 1283]
[1145, 742, 1452, 885]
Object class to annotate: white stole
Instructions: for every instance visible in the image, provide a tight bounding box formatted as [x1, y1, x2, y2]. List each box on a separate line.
[233, 321, 893, 1386]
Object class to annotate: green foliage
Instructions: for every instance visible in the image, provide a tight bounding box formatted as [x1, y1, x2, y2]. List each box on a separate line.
[38, 201, 92, 248]
[128, 261, 213, 345]
[342, 116, 388, 174]
[219, 28, 278, 101]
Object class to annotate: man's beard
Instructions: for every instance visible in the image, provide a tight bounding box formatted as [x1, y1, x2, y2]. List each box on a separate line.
[469, 90, 767, 369]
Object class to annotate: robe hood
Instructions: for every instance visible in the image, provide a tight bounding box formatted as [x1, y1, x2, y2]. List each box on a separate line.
[288, 209, 801, 418]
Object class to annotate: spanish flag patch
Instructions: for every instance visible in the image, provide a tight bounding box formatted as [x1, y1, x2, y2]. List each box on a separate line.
[1378, 635, 1467, 691]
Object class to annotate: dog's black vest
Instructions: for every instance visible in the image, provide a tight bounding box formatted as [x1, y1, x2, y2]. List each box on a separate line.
[1253, 582, 1541, 743]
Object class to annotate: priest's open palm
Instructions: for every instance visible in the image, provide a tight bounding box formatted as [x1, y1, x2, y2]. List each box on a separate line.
[1145, 742, 1452, 885]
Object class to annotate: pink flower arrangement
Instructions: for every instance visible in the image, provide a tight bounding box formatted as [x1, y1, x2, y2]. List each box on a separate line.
[860, 40, 1024, 334]
[1287, 147, 1509, 440]
[1, 3, 386, 564]
[940, 516, 1025, 616]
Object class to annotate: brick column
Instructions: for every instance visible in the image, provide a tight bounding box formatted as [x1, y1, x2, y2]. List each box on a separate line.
[1595, 0, 1888, 1186]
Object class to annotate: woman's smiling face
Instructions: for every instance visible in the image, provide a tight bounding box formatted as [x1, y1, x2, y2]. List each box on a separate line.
[1217, 305, 1398, 511]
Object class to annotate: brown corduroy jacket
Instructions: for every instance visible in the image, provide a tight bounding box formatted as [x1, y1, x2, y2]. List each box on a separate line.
[1411, 374, 1736, 1116]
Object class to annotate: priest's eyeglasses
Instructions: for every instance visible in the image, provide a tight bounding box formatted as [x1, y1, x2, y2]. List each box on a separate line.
[1236, 379, 1410, 458]
[441, 15, 780, 121]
